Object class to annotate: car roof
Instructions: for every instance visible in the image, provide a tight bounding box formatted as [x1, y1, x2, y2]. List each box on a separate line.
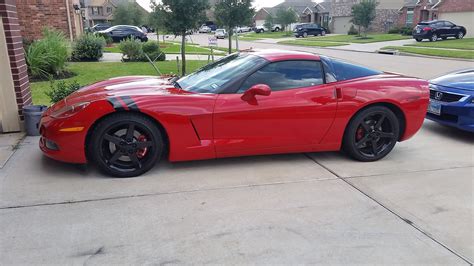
[247, 49, 321, 61]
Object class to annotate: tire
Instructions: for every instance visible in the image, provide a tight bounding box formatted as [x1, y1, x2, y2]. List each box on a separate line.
[321, 30, 326, 36]
[456, 31, 464, 39]
[274, 27, 280, 32]
[430, 33, 437, 42]
[89, 113, 164, 177]
[303, 32, 308, 38]
[415, 38, 422, 42]
[342, 106, 400, 162]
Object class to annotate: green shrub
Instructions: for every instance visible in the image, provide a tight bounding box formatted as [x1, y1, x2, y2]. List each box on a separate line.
[142, 41, 166, 61]
[71, 33, 106, 61]
[96, 32, 113, 46]
[400, 26, 413, 36]
[118, 39, 166, 62]
[25, 28, 70, 79]
[348, 25, 359, 35]
[118, 38, 143, 61]
[46, 80, 81, 103]
[388, 26, 400, 34]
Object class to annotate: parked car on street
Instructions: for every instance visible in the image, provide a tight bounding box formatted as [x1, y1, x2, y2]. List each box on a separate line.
[215, 29, 227, 39]
[97, 25, 148, 42]
[412, 20, 466, 42]
[199, 25, 212, 33]
[235, 26, 252, 33]
[39, 49, 429, 177]
[426, 69, 474, 132]
[255, 24, 282, 33]
[294, 23, 326, 38]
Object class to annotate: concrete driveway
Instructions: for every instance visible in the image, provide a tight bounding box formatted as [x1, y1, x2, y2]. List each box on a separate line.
[0, 119, 472, 264]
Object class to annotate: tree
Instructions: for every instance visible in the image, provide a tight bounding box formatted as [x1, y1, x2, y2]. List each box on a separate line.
[149, 1, 166, 42]
[350, 0, 377, 37]
[158, 0, 208, 75]
[263, 14, 274, 31]
[113, 3, 146, 26]
[275, 8, 298, 34]
[215, 0, 255, 54]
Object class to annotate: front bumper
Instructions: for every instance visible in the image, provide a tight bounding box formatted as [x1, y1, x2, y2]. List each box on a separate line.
[426, 102, 474, 132]
[39, 114, 90, 164]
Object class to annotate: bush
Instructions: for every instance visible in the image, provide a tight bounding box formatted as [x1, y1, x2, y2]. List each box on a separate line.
[71, 33, 106, 61]
[119, 39, 166, 62]
[25, 28, 70, 79]
[388, 26, 400, 34]
[96, 32, 113, 46]
[348, 25, 359, 35]
[388, 26, 412, 35]
[142, 41, 165, 61]
[119, 38, 143, 61]
[46, 80, 81, 103]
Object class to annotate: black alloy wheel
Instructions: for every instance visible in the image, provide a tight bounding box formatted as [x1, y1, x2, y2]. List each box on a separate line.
[343, 106, 400, 162]
[89, 113, 163, 177]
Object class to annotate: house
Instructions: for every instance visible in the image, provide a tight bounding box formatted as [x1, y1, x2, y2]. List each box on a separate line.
[302, 0, 332, 29]
[253, 0, 317, 28]
[15, 0, 84, 41]
[331, 0, 404, 34]
[398, 0, 474, 36]
[81, 0, 148, 28]
[0, 1, 31, 132]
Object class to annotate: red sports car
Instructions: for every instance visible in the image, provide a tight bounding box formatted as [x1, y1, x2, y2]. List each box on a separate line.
[40, 50, 429, 177]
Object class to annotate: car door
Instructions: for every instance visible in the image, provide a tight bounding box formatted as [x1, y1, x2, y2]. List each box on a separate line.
[443, 21, 456, 36]
[213, 60, 338, 157]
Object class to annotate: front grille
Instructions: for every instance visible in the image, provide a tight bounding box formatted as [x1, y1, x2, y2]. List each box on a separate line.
[429, 89, 464, 103]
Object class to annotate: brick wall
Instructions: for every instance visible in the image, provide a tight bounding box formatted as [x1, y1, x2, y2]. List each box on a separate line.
[15, 0, 78, 41]
[0, 0, 31, 120]
[437, 0, 474, 12]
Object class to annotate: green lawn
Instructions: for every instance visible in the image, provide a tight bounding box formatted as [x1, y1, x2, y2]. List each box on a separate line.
[104, 43, 222, 55]
[382, 46, 474, 59]
[405, 38, 474, 50]
[278, 40, 349, 47]
[306, 34, 411, 43]
[241, 31, 293, 40]
[31, 61, 208, 105]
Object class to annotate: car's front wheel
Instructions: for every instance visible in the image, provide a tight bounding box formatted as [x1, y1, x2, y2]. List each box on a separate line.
[321, 30, 326, 36]
[303, 32, 308, 38]
[343, 106, 400, 162]
[89, 113, 164, 177]
[456, 31, 464, 39]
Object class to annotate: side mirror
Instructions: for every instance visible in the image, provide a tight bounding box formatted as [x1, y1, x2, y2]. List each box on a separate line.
[241, 84, 271, 102]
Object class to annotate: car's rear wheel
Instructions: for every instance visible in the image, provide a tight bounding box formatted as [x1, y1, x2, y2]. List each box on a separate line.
[89, 113, 163, 177]
[343, 106, 400, 162]
[430, 33, 438, 42]
[456, 31, 464, 39]
[415, 38, 422, 42]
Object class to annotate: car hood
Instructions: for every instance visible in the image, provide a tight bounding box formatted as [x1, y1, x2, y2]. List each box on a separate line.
[430, 69, 474, 91]
[59, 76, 192, 107]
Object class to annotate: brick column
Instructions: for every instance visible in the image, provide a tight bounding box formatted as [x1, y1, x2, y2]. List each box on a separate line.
[0, 0, 31, 121]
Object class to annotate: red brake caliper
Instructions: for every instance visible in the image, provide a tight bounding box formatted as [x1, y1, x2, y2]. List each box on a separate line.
[356, 126, 364, 141]
[136, 135, 148, 159]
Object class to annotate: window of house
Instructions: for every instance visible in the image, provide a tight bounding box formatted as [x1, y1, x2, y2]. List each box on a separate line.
[406, 8, 414, 25]
[238, 61, 324, 93]
[107, 7, 112, 13]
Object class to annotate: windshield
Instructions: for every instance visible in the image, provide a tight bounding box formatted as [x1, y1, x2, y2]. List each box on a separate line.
[177, 53, 267, 93]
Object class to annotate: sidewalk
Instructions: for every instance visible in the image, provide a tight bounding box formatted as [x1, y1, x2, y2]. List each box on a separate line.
[101, 53, 224, 62]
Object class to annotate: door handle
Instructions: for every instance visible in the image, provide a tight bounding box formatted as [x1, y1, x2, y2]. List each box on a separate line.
[334, 88, 342, 100]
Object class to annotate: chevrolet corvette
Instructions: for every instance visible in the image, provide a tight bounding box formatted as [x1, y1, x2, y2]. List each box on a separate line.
[40, 50, 429, 177]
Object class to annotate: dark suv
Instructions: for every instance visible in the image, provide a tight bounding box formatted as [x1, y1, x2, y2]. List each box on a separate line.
[98, 25, 148, 42]
[412, 20, 466, 42]
[294, 23, 326, 38]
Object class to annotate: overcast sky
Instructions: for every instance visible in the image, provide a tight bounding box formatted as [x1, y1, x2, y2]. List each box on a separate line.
[136, 0, 287, 12]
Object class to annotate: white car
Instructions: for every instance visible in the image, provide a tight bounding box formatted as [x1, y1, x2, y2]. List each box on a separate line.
[215, 29, 227, 39]
[235, 26, 251, 33]
[255, 24, 282, 33]
[199, 25, 211, 33]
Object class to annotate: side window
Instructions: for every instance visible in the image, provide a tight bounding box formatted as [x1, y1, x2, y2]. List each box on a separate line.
[444, 21, 454, 27]
[322, 60, 337, 83]
[239, 61, 324, 93]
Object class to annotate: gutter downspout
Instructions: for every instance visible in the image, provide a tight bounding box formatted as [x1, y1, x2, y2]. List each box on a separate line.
[65, 0, 74, 41]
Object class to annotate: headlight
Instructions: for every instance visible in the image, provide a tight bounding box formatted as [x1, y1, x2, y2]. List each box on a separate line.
[51, 102, 90, 118]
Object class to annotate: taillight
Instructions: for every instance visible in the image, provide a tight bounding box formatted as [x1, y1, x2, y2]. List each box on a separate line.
[423, 27, 432, 31]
